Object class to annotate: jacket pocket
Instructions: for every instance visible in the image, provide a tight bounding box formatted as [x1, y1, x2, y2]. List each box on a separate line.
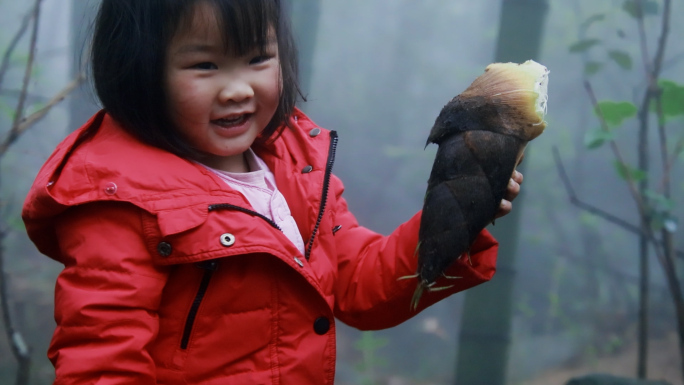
[180, 260, 218, 349]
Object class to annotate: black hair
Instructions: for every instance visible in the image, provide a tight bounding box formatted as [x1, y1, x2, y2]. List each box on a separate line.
[91, 0, 300, 157]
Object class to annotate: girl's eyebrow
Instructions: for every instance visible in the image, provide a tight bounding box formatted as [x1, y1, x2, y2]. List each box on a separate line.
[175, 44, 217, 54]
[173, 39, 277, 55]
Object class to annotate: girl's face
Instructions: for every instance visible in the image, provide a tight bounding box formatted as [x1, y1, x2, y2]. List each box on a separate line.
[165, 2, 282, 172]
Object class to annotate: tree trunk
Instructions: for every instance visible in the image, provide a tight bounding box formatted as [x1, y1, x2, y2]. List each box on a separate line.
[454, 1, 549, 384]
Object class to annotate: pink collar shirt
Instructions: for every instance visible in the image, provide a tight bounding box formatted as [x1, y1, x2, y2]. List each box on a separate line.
[199, 149, 306, 256]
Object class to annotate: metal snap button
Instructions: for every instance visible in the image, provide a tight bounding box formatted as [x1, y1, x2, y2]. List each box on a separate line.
[220, 233, 236, 247]
[157, 242, 172, 257]
[294, 257, 304, 267]
[313, 317, 330, 335]
[309, 128, 321, 137]
[104, 182, 117, 195]
[302, 165, 313, 174]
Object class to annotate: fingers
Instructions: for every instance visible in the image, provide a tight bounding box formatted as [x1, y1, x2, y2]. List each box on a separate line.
[512, 170, 523, 185]
[496, 170, 523, 220]
[504, 175, 521, 202]
[495, 199, 512, 219]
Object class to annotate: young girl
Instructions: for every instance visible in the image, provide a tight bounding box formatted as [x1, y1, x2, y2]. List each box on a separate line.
[22, 0, 522, 383]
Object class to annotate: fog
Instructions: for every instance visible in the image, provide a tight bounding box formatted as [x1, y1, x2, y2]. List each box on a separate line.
[0, 0, 683, 384]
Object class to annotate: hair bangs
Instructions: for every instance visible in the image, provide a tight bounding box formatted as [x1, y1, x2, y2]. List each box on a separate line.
[175, 0, 278, 56]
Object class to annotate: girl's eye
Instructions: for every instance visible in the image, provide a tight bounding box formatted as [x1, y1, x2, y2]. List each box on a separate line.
[249, 55, 272, 65]
[192, 62, 218, 70]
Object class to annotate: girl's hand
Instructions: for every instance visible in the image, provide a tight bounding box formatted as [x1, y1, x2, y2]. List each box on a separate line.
[495, 169, 523, 219]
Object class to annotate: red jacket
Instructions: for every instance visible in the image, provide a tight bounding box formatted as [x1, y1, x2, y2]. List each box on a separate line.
[22, 109, 498, 384]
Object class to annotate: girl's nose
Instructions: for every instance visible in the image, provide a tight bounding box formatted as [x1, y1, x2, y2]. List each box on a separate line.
[218, 79, 254, 104]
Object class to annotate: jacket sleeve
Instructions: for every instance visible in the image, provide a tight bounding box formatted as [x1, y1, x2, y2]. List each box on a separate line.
[49, 202, 169, 384]
[330, 175, 498, 330]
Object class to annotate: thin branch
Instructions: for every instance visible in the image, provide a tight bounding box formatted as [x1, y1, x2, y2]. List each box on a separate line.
[0, 229, 30, 385]
[651, 0, 674, 197]
[556, 134, 681, 360]
[0, 89, 52, 102]
[583, 81, 647, 215]
[0, 9, 33, 91]
[557, 250, 669, 294]
[652, 0, 671, 80]
[3, 0, 42, 162]
[654, 94, 669, 194]
[660, 136, 684, 192]
[0, 74, 84, 157]
[13, 73, 85, 138]
[553, 146, 684, 259]
[634, 0, 652, 76]
[0, 2, 42, 384]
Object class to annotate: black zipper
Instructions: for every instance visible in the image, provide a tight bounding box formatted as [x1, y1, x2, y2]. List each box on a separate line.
[180, 260, 218, 349]
[178, 205, 281, 349]
[305, 131, 338, 260]
[208, 203, 282, 231]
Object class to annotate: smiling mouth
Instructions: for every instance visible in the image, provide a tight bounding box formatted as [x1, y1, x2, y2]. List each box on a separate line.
[212, 114, 252, 127]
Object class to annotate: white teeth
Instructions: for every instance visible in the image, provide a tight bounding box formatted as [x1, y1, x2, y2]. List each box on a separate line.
[213, 114, 247, 126]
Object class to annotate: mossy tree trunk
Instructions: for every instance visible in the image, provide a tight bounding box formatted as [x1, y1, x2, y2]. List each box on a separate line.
[454, 1, 549, 384]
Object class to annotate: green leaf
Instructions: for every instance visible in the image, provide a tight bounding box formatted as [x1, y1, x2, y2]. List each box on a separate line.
[584, 128, 614, 149]
[581, 14, 606, 30]
[657, 80, 684, 117]
[595, 101, 637, 127]
[644, 189, 676, 211]
[354, 332, 388, 352]
[649, 211, 668, 232]
[584, 61, 603, 76]
[579, 212, 600, 228]
[548, 292, 560, 316]
[7, 217, 26, 232]
[515, 298, 536, 318]
[622, 0, 660, 18]
[608, 50, 633, 70]
[569, 39, 601, 53]
[613, 161, 647, 182]
[605, 336, 625, 354]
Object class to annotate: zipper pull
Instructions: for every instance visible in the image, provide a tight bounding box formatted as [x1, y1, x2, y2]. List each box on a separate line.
[195, 260, 219, 271]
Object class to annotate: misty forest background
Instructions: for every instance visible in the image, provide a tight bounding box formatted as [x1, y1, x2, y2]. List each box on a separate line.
[1, 0, 683, 384]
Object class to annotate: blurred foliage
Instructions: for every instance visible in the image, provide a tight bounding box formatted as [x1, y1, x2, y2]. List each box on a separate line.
[353, 331, 389, 385]
[567, 0, 682, 253]
[0, 1, 69, 384]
